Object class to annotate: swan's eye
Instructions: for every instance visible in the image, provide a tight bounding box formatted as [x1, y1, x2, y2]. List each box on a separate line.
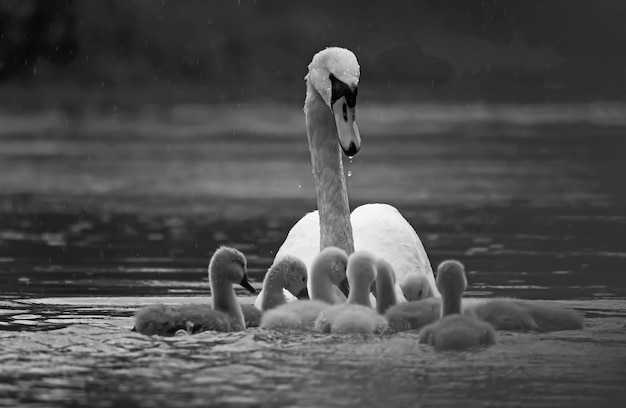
[329, 74, 357, 107]
[342, 103, 348, 121]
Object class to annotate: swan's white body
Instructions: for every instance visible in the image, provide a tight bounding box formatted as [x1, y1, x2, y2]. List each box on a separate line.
[270, 47, 438, 303]
[274, 204, 438, 301]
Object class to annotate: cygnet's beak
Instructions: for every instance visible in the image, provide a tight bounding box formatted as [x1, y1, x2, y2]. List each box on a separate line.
[338, 278, 350, 297]
[370, 280, 378, 297]
[332, 95, 361, 156]
[239, 274, 257, 294]
[296, 287, 309, 300]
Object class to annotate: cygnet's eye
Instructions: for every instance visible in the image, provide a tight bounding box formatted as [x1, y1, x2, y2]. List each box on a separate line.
[301, 276, 306, 282]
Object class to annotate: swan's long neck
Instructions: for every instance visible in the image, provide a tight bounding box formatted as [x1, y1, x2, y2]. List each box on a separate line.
[304, 82, 354, 255]
[347, 285, 372, 308]
[310, 271, 338, 304]
[441, 292, 462, 318]
[260, 269, 285, 311]
[375, 271, 397, 314]
[211, 275, 245, 329]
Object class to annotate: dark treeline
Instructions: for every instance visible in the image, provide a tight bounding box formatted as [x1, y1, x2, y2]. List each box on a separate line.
[1, 0, 625, 102]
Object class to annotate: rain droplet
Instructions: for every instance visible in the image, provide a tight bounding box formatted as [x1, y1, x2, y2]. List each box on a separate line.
[298, 184, 302, 189]
[347, 171, 352, 177]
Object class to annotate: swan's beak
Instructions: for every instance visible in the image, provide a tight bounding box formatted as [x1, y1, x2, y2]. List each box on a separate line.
[239, 274, 257, 294]
[338, 277, 350, 297]
[332, 96, 361, 156]
[296, 287, 309, 300]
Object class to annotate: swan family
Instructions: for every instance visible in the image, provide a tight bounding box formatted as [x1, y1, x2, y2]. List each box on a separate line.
[133, 47, 585, 352]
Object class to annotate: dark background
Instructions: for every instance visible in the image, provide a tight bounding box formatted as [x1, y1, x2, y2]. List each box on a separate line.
[1, 0, 625, 107]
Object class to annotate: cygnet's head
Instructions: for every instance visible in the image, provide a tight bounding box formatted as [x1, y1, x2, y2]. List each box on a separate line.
[400, 274, 431, 301]
[435, 260, 467, 299]
[208, 246, 256, 294]
[306, 47, 361, 156]
[347, 251, 377, 292]
[273, 255, 309, 299]
[310, 246, 349, 287]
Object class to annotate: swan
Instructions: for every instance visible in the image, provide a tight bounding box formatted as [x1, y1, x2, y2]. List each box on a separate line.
[271, 47, 438, 303]
[259, 247, 348, 330]
[373, 258, 397, 314]
[419, 260, 496, 351]
[465, 297, 584, 332]
[383, 270, 440, 332]
[133, 246, 256, 335]
[314, 251, 389, 334]
[253, 255, 309, 311]
[399, 273, 432, 301]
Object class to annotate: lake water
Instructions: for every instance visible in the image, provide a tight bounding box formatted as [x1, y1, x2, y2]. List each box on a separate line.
[1, 103, 626, 407]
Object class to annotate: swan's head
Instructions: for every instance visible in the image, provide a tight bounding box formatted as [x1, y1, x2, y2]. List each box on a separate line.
[435, 260, 467, 299]
[274, 255, 309, 299]
[310, 246, 349, 288]
[347, 251, 377, 294]
[306, 47, 361, 156]
[400, 274, 431, 301]
[208, 246, 256, 294]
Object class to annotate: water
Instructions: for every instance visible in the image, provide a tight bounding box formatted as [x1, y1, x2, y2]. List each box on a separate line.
[1, 103, 626, 407]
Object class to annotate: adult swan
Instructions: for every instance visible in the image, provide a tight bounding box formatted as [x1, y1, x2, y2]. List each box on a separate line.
[273, 47, 439, 301]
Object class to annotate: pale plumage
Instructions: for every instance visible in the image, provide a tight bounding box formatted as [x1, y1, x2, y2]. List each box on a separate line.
[272, 47, 437, 302]
[254, 255, 308, 311]
[419, 260, 496, 351]
[465, 297, 584, 332]
[314, 251, 389, 334]
[259, 247, 348, 331]
[133, 246, 256, 335]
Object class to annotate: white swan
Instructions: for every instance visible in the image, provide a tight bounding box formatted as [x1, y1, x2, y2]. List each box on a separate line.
[259, 247, 348, 330]
[272, 47, 438, 302]
[253, 255, 308, 311]
[419, 260, 496, 351]
[314, 251, 388, 334]
[133, 246, 256, 335]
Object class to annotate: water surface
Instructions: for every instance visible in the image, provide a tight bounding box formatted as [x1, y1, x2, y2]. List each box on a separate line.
[1, 103, 625, 407]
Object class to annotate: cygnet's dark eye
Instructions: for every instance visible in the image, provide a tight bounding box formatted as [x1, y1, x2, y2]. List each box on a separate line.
[301, 276, 306, 282]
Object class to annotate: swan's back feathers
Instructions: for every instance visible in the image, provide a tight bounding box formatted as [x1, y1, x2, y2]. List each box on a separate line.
[274, 204, 437, 301]
[469, 298, 538, 332]
[315, 303, 388, 334]
[240, 304, 263, 328]
[385, 298, 441, 333]
[331, 308, 389, 334]
[514, 300, 584, 332]
[351, 203, 438, 299]
[419, 314, 496, 351]
[259, 299, 329, 331]
[273, 211, 320, 276]
[465, 298, 584, 332]
[134, 304, 237, 336]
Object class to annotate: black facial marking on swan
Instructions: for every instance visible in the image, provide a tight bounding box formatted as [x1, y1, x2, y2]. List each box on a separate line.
[330, 73, 358, 107]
